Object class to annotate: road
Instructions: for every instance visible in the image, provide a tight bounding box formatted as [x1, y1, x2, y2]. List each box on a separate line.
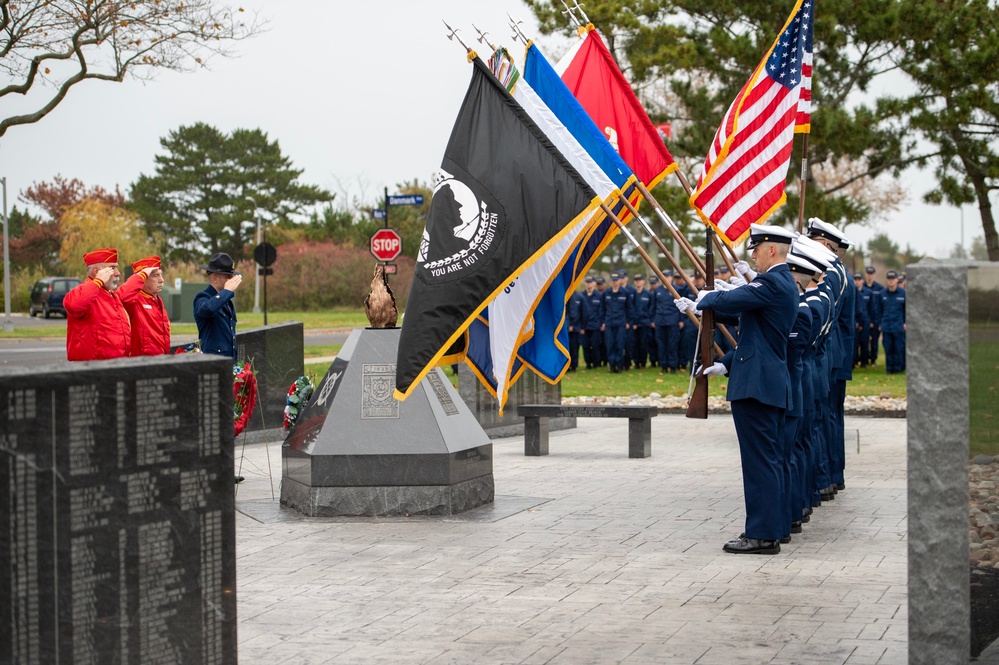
[0, 314, 352, 366]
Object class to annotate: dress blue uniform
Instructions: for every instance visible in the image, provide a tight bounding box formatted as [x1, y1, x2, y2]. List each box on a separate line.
[651, 278, 682, 371]
[567, 290, 586, 372]
[879, 277, 906, 373]
[602, 277, 631, 372]
[697, 254, 798, 544]
[864, 268, 885, 363]
[194, 284, 238, 362]
[853, 277, 873, 367]
[621, 271, 637, 369]
[582, 284, 604, 368]
[630, 280, 653, 368]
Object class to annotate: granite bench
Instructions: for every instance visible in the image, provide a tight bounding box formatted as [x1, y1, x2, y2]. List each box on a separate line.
[517, 404, 658, 458]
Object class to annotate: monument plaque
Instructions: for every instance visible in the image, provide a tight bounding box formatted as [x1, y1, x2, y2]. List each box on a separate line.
[0, 355, 237, 665]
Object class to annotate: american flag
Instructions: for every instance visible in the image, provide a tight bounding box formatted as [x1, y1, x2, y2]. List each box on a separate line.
[690, 0, 815, 246]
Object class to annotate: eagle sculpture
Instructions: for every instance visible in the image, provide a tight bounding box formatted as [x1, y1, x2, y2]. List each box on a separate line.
[364, 265, 398, 328]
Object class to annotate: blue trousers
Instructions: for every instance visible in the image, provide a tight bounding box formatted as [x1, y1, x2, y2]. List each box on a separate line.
[632, 325, 651, 366]
[654, 324, 680, 369]
[568, 331, 581, 370]
[582, 329, 603, 367]
[605, 325, 626, 369]
[784, 414, 801, 534]
[731, 398, 786, 541]
[883, 331, 905, 373]
[831, 379, 846, 485]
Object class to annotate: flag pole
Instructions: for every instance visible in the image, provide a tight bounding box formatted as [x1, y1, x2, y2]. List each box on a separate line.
[797, 134, 809, 234]
[669, 169, 744, 276]
[600, 201, 726, 358]
[614, 196, 739, 348]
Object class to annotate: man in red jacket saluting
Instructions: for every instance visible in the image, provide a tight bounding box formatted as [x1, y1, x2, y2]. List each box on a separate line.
[119, 255, 171, 356]
[63, 247, 131, 361]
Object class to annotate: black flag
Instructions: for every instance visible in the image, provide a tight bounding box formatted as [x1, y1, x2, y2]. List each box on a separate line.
[394, 58, 600, 399]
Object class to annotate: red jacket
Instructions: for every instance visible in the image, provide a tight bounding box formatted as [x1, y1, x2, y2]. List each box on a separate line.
[118, 273, 171, 356]
[63, 279, 131, 361]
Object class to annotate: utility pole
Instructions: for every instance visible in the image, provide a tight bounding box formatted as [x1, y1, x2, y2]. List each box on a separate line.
[2, 177, 12, 332]
[246, 196, 261, 313]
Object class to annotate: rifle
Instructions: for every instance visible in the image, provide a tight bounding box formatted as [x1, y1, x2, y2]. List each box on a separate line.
[686, 228, 715, 419]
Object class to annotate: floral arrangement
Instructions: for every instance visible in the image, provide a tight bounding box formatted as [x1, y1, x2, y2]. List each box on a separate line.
[173, 342, 202, 354]
[283, 375, 316, 432]
[233, 361, 258, 437]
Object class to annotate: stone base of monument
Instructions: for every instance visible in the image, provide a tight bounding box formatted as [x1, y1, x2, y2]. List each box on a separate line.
[281, 327, 494, 517]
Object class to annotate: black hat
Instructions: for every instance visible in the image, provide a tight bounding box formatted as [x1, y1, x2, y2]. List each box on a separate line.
[865, 266, 876, 274]
[649, 275, 659, 283]
[595, 276, 605, 284]
[198, 252, 242, 276]
[853, 272, 863, 279]
[886, 270, 898, 279]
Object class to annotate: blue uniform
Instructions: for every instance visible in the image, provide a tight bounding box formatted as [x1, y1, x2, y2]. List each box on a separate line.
[631, 287, 653, 367]
[602, 287, 631, 371]
[783, 295, 812, 536]
[623, 283, 638, 368]
[567, 290, 585, 371]
[800, 287, 828, 513]
[581, 289, 604, 368]
[698, 263, 799, 540]
[194, 284, 238, 361]
[866, 280, 885, 362]
[651, 284, 682, 371]
[831, 259, 855, 488]
[879, 286, 906, 373]
[854, 284, 873, 367]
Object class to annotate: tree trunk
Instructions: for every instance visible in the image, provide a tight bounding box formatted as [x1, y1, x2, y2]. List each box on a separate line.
[970, 171, 999, 261]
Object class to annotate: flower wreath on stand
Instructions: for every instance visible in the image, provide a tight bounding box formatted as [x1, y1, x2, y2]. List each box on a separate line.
[283, 375, 316, 432]
[233, 360, 258, 438]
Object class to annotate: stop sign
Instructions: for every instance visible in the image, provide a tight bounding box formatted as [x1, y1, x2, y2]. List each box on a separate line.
[370, 228, 402, 262]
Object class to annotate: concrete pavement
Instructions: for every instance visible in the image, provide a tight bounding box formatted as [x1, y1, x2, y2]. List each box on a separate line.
[233, 414, 907, 664]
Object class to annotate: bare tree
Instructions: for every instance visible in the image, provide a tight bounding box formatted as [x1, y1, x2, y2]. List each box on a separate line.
[0, 0, 260, 137]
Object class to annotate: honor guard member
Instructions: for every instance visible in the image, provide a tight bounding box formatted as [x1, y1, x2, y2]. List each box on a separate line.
[566, 287, 586, 372]
[595, 276, 609, 365]
[64, 247, 131, 361]
[119, 255, 171, 356]
[194, 253, 243, 362]
[853, 272, 872, 367]
[631, 274, 653, 368]
[581, 276, 604, 369]
[806, 218, 854, 496]
[602, 271, 631, 373]
[651, 271, 683, 373]
[879, 270, 907, 374]
[864, 266, 884, 364]
[675, 224, 798, 554]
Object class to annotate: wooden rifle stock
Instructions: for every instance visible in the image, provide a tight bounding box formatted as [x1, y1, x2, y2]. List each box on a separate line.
[686, 229, 715, 419]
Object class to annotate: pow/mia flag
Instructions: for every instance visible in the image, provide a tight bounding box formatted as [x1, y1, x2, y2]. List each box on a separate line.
[394, 57, 600, 400]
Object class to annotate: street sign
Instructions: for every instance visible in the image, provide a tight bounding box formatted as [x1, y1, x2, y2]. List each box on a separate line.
[387, 194, 424, 206]
[372, 209, 386, 220]
[254, 242, 277, 267]
[370, 228, 403, 262]
[257, 267, 274, 276]
[383, 263, 397, 275]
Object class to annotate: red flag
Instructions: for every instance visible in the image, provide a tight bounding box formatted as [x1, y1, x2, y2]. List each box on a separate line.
[690, 0, 815, 246]
[555, 27, 677, 189]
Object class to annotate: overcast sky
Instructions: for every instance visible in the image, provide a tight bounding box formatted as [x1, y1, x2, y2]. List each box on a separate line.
[1, 0, 986, 260]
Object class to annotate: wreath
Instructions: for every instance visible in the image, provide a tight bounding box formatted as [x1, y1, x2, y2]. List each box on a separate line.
[284, 375, 316, 431]
[233, 361, 258, 437]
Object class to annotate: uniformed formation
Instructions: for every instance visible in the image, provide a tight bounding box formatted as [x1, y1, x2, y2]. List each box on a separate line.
[669, 219, 871, 555]
[64, 247, 243, 363]
[853, 266, 907, 374]
[567, 268, 697, 374]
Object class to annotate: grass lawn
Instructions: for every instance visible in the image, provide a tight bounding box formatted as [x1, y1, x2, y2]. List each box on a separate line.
[0, 308, 367, 338]
[971, 337, 999, 458]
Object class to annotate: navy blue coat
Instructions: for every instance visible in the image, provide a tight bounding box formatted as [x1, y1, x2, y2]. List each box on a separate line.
[879, 287, 906, 332]
[582, 290, 604, 330]
[194, 284, 238, 361]
[698, 263, 799, 410]
[651, 285, 681, 326]
[602, 288, 631, 327]
[786, 295, 813, 418]
[855, 285, 872, 327]
[631, 288, 653, 326]
[834, 263, 856, 381]
[567, 291, 585, 330]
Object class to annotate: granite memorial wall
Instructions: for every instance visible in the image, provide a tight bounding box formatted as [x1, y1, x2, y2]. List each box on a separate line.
[0, 355, 237, 665]
[235, 321, 304, 434]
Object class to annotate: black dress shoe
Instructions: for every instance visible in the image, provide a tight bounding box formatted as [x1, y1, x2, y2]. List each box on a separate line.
[801, 511, 811, 523]
[835, 483, 845, 491]
[235, 475, 245, 484]
[820, 488, 835, 501]
[722, 536, 780, 555]
[779, 536, 791, 544]
[791, 521, 802, 533]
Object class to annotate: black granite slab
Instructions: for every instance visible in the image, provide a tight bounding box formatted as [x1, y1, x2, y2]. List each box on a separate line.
[0, 355, 237, 665]
[236, 321, 304, 433]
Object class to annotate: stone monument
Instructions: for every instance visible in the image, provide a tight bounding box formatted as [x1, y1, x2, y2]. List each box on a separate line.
[281, 268, 493, 516]
[0, 354, 237, 665]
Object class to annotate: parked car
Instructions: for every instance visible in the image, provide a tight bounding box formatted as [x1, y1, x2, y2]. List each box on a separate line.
[29, 277, 82, 318]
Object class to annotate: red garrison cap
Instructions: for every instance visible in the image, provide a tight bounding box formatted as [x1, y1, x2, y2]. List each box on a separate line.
[83, 248, 118, 266]
[131, 256, 161, 273]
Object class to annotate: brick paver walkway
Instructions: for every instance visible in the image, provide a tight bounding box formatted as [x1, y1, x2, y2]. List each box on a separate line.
[233, 415, 907, 664]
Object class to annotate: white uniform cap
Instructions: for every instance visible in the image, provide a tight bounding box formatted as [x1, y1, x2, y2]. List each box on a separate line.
[747, 224, 796, 249]
[792, 237, 834, 270]
[806, 217, 850, 247]
[786, 251, 820, 275]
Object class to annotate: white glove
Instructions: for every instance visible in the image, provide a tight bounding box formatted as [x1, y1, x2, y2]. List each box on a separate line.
[701, 361, 728, 377]
[674, 297, 699, 315]
[734, 260, 757, 280]
[714, 279, 735, 291]
[729, 275, 747, 287]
